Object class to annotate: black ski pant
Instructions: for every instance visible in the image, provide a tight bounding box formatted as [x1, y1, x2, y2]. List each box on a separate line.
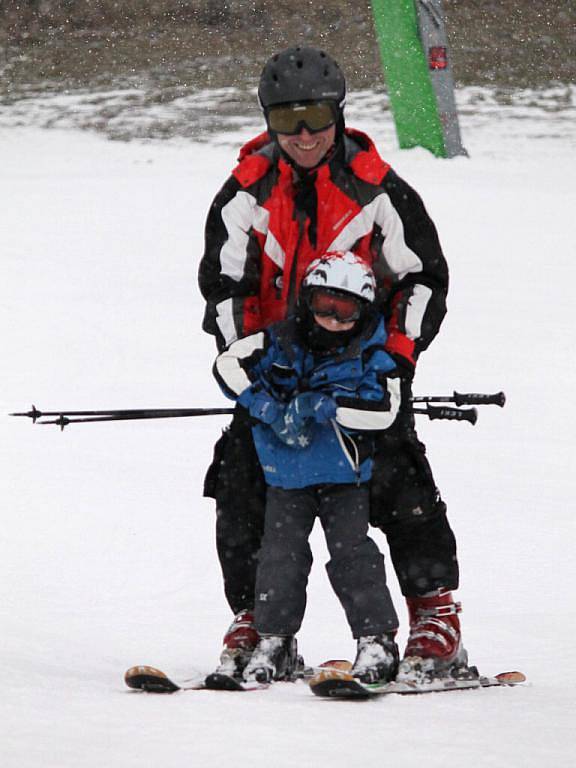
[204, 406, 459, 615]
[255, 484, 399, 638]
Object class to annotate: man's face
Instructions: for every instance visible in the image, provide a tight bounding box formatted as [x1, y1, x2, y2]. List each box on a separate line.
[277, 125, 336, 170]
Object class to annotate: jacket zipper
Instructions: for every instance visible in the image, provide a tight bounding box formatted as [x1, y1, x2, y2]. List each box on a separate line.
[286, 209, 307, 315]
[331, 419, 362, 486]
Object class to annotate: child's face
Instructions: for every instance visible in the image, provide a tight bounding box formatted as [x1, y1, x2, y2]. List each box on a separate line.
[307, 289, 362, 333]
[313, 313, 357, 332]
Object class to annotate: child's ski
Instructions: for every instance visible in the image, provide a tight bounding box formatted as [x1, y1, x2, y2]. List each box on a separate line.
[124, 665, 266, 693]
[124, 658, 349, 694]
[308, 663, 526, 699]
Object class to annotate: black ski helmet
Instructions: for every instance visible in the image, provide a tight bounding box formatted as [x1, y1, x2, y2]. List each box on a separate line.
[258, 46, 346, 110]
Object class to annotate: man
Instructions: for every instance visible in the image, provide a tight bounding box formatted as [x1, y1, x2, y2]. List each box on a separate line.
[199, 46, 465, 682]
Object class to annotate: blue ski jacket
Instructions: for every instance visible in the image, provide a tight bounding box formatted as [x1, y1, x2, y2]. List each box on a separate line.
[214, 316, 400, 490]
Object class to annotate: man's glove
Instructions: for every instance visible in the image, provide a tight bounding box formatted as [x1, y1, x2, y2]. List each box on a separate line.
[285, 392, 337, 426]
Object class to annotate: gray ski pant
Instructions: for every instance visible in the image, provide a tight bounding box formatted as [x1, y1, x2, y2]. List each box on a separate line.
[254, 483, 399, 638]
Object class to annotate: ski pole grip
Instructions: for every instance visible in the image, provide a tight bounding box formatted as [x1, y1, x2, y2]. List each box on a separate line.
[426, 405, 478, 425]
[452, 391, 506, 407]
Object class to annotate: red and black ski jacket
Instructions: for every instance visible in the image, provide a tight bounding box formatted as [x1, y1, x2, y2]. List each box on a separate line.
[198, 128, 448, 368]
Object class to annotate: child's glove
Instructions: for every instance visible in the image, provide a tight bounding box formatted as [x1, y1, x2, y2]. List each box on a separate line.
[269, 408, 313, 448]
[286, 392, 337, 426]
[238, 389, 281, 425]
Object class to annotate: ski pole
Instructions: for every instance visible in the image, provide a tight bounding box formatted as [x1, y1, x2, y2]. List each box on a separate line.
[411, 391, 505, 407]
[12, 402, 480, 429]
[40, 409, 235, 430]
[10, 406, 235, 422]
[10, 406, 235, 430]
[10, 391, 506, 424]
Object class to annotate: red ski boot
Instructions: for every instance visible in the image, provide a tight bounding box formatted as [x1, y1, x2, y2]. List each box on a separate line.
[215, 609, 260, 679]
[397, 589, 470, 683]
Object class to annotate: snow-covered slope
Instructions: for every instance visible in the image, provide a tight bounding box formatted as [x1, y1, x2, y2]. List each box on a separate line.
[1, 97, 575, 767]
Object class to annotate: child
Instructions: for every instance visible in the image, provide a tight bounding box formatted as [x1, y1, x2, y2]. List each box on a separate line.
[213, 251, 401, 684]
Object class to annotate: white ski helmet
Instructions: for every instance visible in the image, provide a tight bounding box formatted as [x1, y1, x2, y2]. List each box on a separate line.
[302, 251, 376, 303]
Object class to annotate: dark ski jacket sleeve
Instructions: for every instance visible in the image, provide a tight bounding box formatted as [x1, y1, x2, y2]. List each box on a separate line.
[198, 174, 263, 352]
[377, 169, 449, 367]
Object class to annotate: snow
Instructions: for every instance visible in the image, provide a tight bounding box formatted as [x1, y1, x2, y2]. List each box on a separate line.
[2, 91, 576, 767]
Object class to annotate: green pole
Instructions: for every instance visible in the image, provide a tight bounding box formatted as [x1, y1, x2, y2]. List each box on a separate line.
[371, 0, 446, 157]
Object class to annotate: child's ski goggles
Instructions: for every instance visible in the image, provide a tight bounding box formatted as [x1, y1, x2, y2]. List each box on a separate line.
[307, 288, 362, 323]
[266, 101, 337, 135]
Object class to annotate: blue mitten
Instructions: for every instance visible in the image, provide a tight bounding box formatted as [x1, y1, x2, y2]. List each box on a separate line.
[238, 388, 311, 448]
[270, 407, 313, 449]
[238, 388, 282, 425]
[286, 392, 337, 426]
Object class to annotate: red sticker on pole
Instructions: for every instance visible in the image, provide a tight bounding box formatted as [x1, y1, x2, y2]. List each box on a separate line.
[429, 46, 448, 70]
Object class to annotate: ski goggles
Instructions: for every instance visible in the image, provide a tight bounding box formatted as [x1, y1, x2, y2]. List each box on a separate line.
[307, 289, 362, 323]
[266, 101, 337, 135]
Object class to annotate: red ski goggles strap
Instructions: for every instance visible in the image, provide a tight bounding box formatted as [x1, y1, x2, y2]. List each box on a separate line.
[266, 101, 336, 135]
[308, 289, 362, 323]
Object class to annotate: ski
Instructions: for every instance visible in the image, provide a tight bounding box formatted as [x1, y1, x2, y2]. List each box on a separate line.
[308, 662, 526, 699]
[124, 656, 347, 694]
[124, 665, 205, 692]
[124, 665, 266, 693]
